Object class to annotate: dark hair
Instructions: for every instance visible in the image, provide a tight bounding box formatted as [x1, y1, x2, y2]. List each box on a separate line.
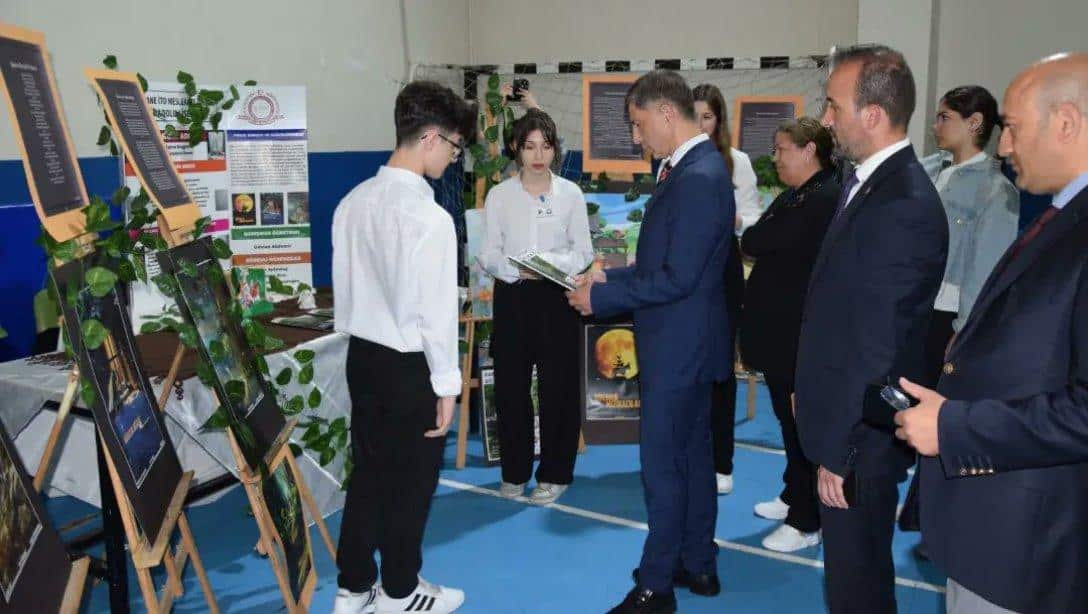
[508, 109, 563, 171]
[776, 116, 835, 170]
[940, 85, 1001, 149]
[394, 80, 478, 147]
[624, 70, 695, 121]
[831, 44, 916, 130]
[692, 83, 735, 179]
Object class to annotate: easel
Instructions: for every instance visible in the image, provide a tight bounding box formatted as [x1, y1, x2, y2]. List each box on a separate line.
[58, 557, 92, 614]
[225, 419, 328, 613]
[454, 314, 586, 469]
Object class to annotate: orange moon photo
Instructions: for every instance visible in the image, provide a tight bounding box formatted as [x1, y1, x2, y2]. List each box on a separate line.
[595, 329, 638, 379]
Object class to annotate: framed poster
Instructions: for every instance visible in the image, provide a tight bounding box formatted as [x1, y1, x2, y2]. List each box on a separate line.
[51, 255, 184, 540]
[479, 369, 500, 464]
[581, 321, 641, 444]
[0, 23, 88, 242]
[0, 420, 76, 613]
[259, 449, 315, 609]
[732, 95, 804, 161]
[156, 237, 286, 470]
[85, 69, 201, 232]
[582, 75, 651, 175]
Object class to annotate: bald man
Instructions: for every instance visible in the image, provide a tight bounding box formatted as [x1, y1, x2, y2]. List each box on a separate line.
[895, 53, 1088, 613]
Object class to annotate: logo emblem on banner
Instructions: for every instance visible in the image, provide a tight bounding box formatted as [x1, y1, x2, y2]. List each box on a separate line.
[237, 90, 285, 126]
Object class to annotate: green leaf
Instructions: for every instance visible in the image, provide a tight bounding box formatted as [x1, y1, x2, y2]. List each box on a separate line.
[193, 216, 212, 238]
[263, 335, 284, 351]
[196, 361, 217, 387]
[176, 70, 194, 84]
[485, 91, 502, 110]
[285, 395, 304, 415]
[200, 407, 231, 431]
[103, 55, 118, 69]
[164, 124, 179, 138]
[97, 126, 111, 146]
[140, 321, 163, 334]
[319, 447, 335, 466]
[308, 387, 322, 409]
[211, 238, 232, 260]
[184, 81, 197, 97]
[197, 89, 224, 105]
[179, 258, 198, 278]
[298, 363, 314, 385]
[256, 355, 269, 376]
[293, 349, 315, 364]
[137, 73, 148, 92]
[112, 185, 131, 205]
[275, 368, 292, 386]
[230, 85, 240, 100]
[178, 323, 199, 348]
[85, 267, 118, 298]
[176, 110, 191, 125]
[131, 254, 148, 284]
[267, 275, 290, 295]
[301, 422, 321, 444]
[81, 319, 108, 350]
[468, 144, 487, 161]
[188, 125, 205, 147]
[330, 417, 347, 434]
[487, 73, 500, 90]
[209, 338, 226, 361]
[116, 259, 136, 282]
[243, 80, 257, 86]
[484, 125, 499, 143]
[289, 443, 303, 457]
[225, 379, 246, 404]
[221, 99, 235, 111]
[85, 197, 116, 233]
[80, 377, 97, 408]
[54, 239, 77, 263]
[210, 111, 222, 131]
[109, 141, 119, 157]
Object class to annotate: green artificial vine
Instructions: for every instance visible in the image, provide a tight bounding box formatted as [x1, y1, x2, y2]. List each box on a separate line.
[752, 154, 786, 190]
[466, 73, 515, 204]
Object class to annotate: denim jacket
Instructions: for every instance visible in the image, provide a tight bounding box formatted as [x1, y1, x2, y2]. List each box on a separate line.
[921, 152, 1020, 331]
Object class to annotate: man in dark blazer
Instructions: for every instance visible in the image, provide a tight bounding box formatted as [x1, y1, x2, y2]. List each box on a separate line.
[896, 53, 1088, 614]
[794, 44, 949, 613]
[567, 70, 734, 614]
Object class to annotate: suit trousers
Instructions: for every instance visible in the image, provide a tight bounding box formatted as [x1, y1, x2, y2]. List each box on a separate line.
[492, 279, 582, 485]
[819, 472, 900, 613]
[710, 377, 736, 475]
[636, 380, 718, 592]
[336, 337, 445, 598]
[766, 375, 820, 533]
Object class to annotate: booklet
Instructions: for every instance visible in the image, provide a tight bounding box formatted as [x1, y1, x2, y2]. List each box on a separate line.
[507, 250, 578, 290]
[271, 314, 335, 331]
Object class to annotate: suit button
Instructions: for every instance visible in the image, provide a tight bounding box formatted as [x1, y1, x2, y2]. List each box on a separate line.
[943, 362, 955, 375]
[960, 468, 968, 476]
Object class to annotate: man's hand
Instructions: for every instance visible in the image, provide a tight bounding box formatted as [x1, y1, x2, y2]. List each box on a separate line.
[574, 269, 607, 285]
[818, 466, 849, 509]
[894, 377, 945, 456]
[566, 274, 596, 315]
[425, 396, 456, 438]
[501, 84, 540, 110]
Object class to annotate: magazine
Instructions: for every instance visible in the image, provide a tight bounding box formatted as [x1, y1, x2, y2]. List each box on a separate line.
[507, 250, 578, 291]
[271, 314, 335, 331]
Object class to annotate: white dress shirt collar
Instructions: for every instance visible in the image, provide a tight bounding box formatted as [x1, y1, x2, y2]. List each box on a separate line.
[658, 132, 709, 181]
[377, 165, 435, 200]
[853, 137, 912, 186]
[513, 170, 556, 198]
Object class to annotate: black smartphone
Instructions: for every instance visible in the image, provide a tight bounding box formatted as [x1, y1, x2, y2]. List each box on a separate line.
[507, 78, 530, 102]
[862, 379, 919, 431]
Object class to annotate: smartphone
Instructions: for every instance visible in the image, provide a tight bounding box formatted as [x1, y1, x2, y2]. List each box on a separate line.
[507, 78, 530, 102]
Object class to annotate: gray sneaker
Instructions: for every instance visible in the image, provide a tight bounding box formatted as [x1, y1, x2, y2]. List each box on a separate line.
[529, 482, 568, 505]
[499, 481, 526, 499]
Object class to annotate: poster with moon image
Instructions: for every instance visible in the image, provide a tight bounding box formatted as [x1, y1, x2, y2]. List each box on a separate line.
[581, 322, 641, 444]
[0, 419, 73, 612]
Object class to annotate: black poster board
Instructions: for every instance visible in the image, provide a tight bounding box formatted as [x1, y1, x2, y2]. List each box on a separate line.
[582, 75, 650, 175]
[157, 238, 286, 470]
[0, 24, 87, 242]
[261, 455, 313, 605]
[50, 255, 183, 541]
[0, 420, 72, 613]
[735, 97, 802, 160]
[91, 76, 189, 207]
[581, 321, 641, 444]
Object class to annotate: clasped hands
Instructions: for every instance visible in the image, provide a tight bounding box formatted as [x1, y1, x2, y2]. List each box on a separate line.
[565, 269, 606, 316]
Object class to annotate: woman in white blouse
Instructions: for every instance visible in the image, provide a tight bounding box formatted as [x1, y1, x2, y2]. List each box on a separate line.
[691, 83, 763, 495]
[478, 109, 594, 505]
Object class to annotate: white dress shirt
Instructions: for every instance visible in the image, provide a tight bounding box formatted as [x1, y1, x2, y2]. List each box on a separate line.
[730, 148, 763, 235]
[655, 132, 710, 182]
[477, 172, 595, 284]
[845, 138, 913, 206]
[332, 166, 461, 397]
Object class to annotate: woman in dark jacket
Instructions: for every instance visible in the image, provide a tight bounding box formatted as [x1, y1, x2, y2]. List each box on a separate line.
[740, 117, 838, 553]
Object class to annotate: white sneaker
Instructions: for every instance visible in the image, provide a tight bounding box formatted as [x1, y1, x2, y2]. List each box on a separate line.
[499, 481, 525, 499]
[753, 496, 789, 520]
[529, 482, 568, 505]
[761, 524, 821, 553]
[376, 577, 464, 613]
[332, 587, 377, 614]
[716, 473, 734, 495]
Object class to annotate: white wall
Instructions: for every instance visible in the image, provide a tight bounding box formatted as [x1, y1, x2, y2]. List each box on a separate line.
[468, 0, 858, 64]
[0, 0, 469, 158]
[935, 0, 1088, 113]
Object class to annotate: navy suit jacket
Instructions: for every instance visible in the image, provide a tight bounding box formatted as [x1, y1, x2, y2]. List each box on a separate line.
[592, 139, 734, 388]
[919, 186, 1088, 613]
[795, 146, 948, 477]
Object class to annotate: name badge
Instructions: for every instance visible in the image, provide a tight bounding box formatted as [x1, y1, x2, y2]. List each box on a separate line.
[536, 206, 554, 218]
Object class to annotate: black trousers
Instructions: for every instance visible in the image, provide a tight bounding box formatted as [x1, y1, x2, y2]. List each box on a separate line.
[765, 374, 819, 533]
[492, 280, 582, 485]
[710, 377, 737, 476]
[819, 473, 900, 614]
[336, 337, 445, 598]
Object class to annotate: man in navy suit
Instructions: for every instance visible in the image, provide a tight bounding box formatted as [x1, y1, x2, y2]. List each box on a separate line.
[794, 44, 948, 613]
[896, 53, 1088, 614]
[567, 70, 734, 614]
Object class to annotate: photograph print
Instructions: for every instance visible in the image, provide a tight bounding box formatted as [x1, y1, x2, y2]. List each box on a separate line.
[0, 431, 42, 604]
[261, 459, 313, 605]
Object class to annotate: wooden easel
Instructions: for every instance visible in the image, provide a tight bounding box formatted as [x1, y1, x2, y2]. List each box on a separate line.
[98, 435, 218, 613]
[58, 556, 91, 614]
[225, 419, 329, 613]
[454, 314, 585, 470]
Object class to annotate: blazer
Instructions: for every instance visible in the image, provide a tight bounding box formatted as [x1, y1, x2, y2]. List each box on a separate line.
[794, 146, 948, 478]
[919, 185, 1088, 613]
[592, 139, 735, 387]
[739, 168, 839, 382]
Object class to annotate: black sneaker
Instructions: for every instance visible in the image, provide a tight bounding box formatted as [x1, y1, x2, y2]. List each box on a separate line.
[632, 567, 721, 596]
[606, 586, 677, 614]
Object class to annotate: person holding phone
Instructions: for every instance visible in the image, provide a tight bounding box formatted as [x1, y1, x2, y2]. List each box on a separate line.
[477, 108, 594, 505]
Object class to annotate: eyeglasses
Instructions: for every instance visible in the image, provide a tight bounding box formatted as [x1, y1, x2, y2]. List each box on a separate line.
[435, 132, 463, 161]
